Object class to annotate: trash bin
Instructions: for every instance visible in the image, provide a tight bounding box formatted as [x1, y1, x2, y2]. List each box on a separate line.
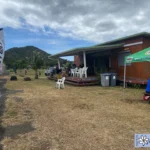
[100, 73, 111, 86]
[110, 73, 117, 86]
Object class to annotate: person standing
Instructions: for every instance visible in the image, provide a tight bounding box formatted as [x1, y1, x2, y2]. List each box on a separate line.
[13, 65, 17, 74]
[56, 64, 61, 79]
[24, 68, 27, 76]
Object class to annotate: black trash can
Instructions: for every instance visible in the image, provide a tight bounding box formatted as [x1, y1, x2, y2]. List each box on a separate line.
[110, 73, 117, 86]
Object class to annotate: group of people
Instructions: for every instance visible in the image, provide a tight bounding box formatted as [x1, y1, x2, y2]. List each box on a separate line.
[55, 63, 85, 79]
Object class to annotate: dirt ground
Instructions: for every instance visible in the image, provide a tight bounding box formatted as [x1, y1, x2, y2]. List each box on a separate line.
[0, 76, 150, 150]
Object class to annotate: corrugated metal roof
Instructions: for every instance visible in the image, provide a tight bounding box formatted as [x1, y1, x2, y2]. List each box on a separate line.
[51, 43, 124, 57]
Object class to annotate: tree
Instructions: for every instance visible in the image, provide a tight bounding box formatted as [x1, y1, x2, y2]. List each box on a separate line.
[32, 51, 43, 79]
[16, 59, 27, 69]
[63, 62, 72, 69]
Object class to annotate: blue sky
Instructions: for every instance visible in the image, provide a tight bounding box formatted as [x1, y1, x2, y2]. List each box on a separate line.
[4, 27, 95, 60]
[1, 0, 150, 60]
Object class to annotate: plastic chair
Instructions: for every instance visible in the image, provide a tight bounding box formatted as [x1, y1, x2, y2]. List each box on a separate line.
[82, 67, 88, 78]
[71, 69, 75, 77]
[75, 68, 83, 78]
[74, 68, 79, 77]
[56, 77, 66, 89]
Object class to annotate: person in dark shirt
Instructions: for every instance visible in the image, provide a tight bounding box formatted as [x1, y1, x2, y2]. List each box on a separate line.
[56, 65, 59, 74]
[79, 64, 84, 68]
[72, 64, 76, 69]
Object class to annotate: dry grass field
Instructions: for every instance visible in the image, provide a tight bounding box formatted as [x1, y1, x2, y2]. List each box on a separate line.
[0, 74, 150, 150]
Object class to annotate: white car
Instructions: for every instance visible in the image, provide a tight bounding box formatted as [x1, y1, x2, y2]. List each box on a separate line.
[45, 67, 55, 76]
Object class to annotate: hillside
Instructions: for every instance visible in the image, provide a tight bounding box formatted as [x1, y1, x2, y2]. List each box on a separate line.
[4, 46, 68, 68]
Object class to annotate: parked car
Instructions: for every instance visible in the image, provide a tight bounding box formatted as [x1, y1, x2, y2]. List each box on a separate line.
[45, 67, 55, 77]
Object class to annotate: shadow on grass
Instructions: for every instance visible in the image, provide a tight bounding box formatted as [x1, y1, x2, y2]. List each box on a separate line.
[12, 97, 24, 103]
[122, 98, 147, 104]
[73, 103, 94, 111]
[5, 122, 35, 139]
[0, 78, 7, 150]
[0, 78, 35, 149]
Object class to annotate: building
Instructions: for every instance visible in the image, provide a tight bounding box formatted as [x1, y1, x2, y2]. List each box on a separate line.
[52, 32, 150, 85]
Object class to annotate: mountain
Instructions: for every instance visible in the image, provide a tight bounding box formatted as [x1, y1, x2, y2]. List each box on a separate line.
[4, 46, 68, 68]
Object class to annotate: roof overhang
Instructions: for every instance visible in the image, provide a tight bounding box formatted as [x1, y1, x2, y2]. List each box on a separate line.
[51, 43, 124, 58]
[96, 32, 150, 46]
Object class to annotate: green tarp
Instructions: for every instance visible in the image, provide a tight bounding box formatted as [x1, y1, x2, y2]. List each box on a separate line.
[125, 47, 150, 64]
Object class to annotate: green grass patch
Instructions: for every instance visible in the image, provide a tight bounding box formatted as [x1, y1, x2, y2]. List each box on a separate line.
[7, 110, 18, 117]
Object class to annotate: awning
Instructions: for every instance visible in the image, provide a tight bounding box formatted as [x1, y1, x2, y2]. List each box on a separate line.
[125, 47, 150, 64]
[51, 43, 124, 57]
[123, 46, 150, 99]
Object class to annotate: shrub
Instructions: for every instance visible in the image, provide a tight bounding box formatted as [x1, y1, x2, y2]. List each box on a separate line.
[128, 83, 141, 89]
[9, 69, 13, 72]
[24, 77, 31, 81]
[10, 76, 17, 81]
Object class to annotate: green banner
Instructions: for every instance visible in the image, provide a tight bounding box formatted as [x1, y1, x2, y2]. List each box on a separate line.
[125, 47, 150, 64]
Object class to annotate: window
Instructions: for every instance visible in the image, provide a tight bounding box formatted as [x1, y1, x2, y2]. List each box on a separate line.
[118, 51, 131, 66]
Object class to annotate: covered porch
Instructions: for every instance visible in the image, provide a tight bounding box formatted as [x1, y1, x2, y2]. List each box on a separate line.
[51, 43, 124, 86]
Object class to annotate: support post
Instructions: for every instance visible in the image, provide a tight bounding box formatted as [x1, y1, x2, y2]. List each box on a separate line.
[83, 51, 86, 68]
[58, 58, 60, 69]
[123, 62, 126, 89]
[123, 62, 127, 100]
[83, 51, 87, 78]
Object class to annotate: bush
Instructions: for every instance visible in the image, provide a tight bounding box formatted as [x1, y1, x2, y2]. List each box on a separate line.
[128, 83, 141, 89]
[9, 69, 13, 72]
[10, 76, 17, 81]
[24, 77, 31, 81]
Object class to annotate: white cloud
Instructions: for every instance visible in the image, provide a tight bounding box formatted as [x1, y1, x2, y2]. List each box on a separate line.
[1, 0, 150, 43]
